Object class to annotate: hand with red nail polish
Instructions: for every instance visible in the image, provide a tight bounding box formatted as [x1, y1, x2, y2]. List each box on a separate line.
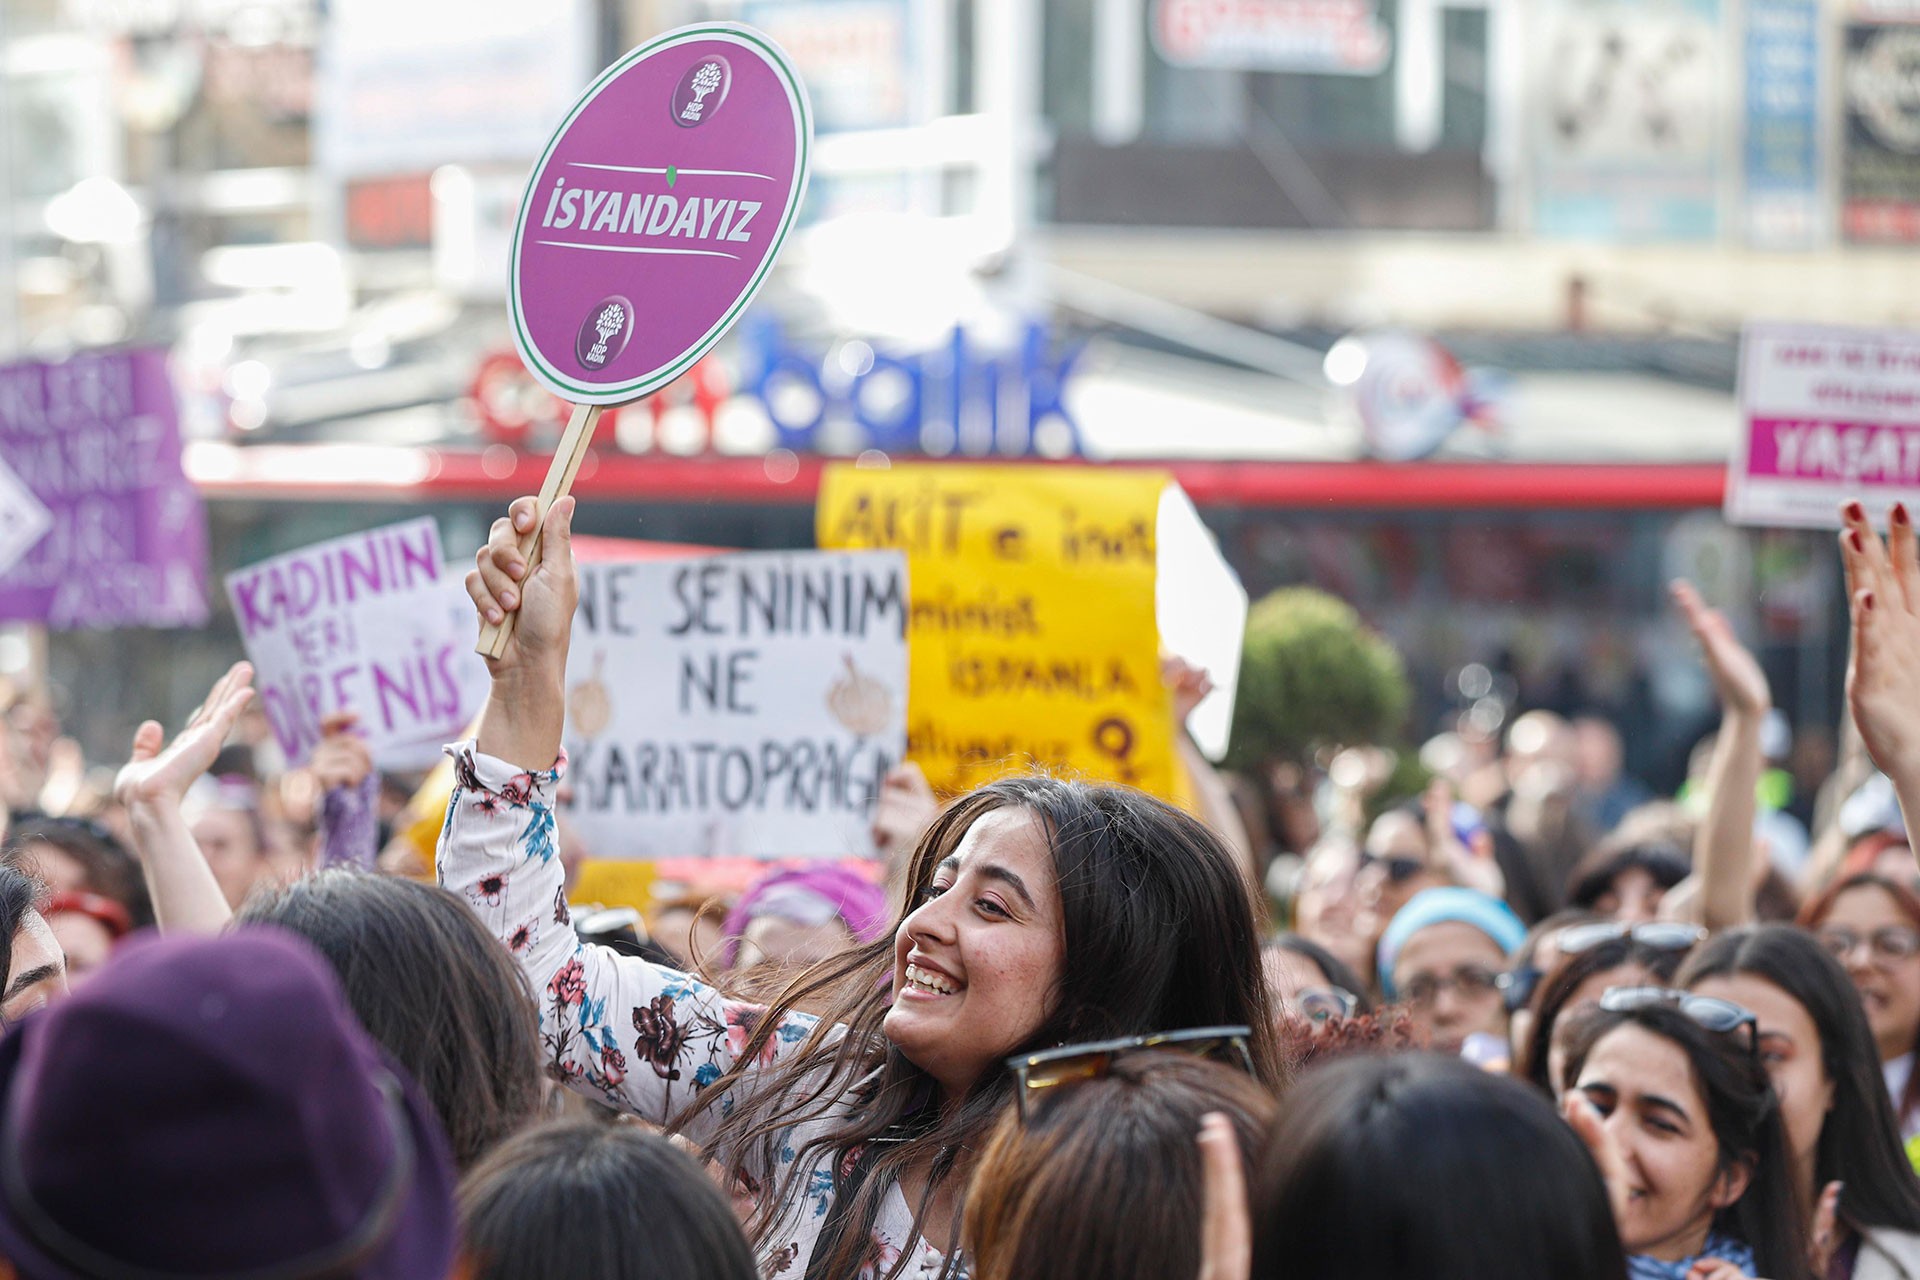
[1840, 495, 1920, 852]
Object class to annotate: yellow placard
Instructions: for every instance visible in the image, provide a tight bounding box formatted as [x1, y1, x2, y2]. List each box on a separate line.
[570, 859, 660, 914]
[817, 462, 1176, 799]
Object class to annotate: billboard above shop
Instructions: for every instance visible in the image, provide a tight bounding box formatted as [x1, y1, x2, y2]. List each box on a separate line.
[1528, 0, 1725, 241]
[1150, 0, 1391, 75]
[313, 0, 594, 181]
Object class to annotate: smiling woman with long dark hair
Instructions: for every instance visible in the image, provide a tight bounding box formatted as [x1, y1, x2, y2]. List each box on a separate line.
[1679, 925, 1920, 1278]
[1561, 995, 1811, 1280]
[447, 495, 1282, 1279]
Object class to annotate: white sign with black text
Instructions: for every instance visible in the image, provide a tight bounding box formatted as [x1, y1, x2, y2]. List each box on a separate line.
[559, 549, 909, 859]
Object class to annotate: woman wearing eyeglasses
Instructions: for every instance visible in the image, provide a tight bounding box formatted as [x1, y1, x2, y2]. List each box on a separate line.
[452, 497, 1284, 1279]
[1261, 935, 1371, 1026]
[1562, 990, 1811, 1280]
[1678, 926, 1920, 1280]
[1377, 887, 1526, 1054]
[1801, 873, 1920, 1144]
[1518, 922, 1705, 1096]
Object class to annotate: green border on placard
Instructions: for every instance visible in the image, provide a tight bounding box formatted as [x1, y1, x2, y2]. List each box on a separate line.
[506, 22, 812, 406]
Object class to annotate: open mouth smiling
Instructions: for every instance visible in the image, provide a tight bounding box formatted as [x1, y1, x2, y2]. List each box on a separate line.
[904, 962, 960, 996]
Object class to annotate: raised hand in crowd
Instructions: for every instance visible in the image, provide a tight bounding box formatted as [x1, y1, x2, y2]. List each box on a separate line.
[1840, 500, 1920, 847]
[1195, 1111, 1251, 1280]
[466, 494, 577, 770]
[1560, 1090, 1634, 1237]
[872, 761, 939, 915]
[307, 710, 379, 871]
[1670, 579, 1767, 930]
[111, 660, 255, 933]
[1167, 655, 1214, 726]
[1807, 1178, 1843, 1277]
[1164, 654, 1260, 888]
[1422, 775, 1504, 900]
[1684, 1260, 1749, 1280]
[309, 710, 372, 792]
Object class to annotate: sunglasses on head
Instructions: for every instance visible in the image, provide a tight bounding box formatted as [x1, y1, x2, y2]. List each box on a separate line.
[1005, 1026, 1255, 1124]
[1558, 921, 1706, 957]
[1598, 986, 1758, 1054]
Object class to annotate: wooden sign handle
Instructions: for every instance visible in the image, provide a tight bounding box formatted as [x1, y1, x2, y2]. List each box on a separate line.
[475, 401, 604, 660]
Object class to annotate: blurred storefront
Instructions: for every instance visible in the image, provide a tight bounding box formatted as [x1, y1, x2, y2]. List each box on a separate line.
[0, 0, 1899, 781]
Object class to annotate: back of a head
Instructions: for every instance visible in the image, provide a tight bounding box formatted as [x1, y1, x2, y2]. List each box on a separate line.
[1251, 1053, 1626, 1280]
[237, 870, 543, 1168]
[963, 1051, 1275, 1280]
[459, 1120, 757, 1280]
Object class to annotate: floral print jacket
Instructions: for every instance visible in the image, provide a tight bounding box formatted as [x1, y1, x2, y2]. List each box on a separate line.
[439, 742, 954, 1280]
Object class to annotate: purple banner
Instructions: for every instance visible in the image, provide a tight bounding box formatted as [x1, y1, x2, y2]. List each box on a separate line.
[0, 348, 209, 630]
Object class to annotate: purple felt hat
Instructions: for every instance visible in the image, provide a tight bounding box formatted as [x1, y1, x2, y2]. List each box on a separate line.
[0, 927, 457, 1280]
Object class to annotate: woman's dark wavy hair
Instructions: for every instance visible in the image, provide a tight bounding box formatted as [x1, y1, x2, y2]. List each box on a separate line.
[1678, 924, 1920, 1236]
[238, 870, 545, 1169]
[458, 1119, 757, 1280]
[963, 1051, 1276, 1280]
[1251, 1053, 1627, 1280]
[1562, 1003, 1812, 1280]
[678, 774, 1284, 1279]
[1518, 935, 1688, 1094]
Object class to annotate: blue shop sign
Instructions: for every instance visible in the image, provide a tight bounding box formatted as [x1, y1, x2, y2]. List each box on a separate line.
[740, 317, 1084, 458]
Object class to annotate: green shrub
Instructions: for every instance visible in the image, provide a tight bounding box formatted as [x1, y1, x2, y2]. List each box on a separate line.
[1226, 588, 1410, 771]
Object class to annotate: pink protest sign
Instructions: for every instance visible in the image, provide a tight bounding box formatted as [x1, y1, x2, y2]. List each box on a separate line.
[1726, 322, 1920, 529]
[508, 23, 811, 406]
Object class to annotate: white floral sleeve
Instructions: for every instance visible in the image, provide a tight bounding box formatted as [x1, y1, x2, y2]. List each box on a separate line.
[436, 740, 819, 1150]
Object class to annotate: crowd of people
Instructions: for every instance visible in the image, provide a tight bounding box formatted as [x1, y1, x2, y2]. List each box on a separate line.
[0, 494, 1918, 1279]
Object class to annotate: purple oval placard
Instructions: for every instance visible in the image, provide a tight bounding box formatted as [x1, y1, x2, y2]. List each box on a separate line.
[509, 24, 811, 405]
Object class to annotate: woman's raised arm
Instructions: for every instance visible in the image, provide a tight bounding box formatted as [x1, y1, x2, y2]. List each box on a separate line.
[1670, 579, 1768, 931]
[113, 661, 254, 934]
[445, 496, 820, 1144]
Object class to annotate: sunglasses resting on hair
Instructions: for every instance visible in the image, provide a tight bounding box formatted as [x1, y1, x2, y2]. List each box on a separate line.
[1004, 1026, 1255, 1123]
[1598, 986, 1759, 1055]
[1557, 921, 1707, 957]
